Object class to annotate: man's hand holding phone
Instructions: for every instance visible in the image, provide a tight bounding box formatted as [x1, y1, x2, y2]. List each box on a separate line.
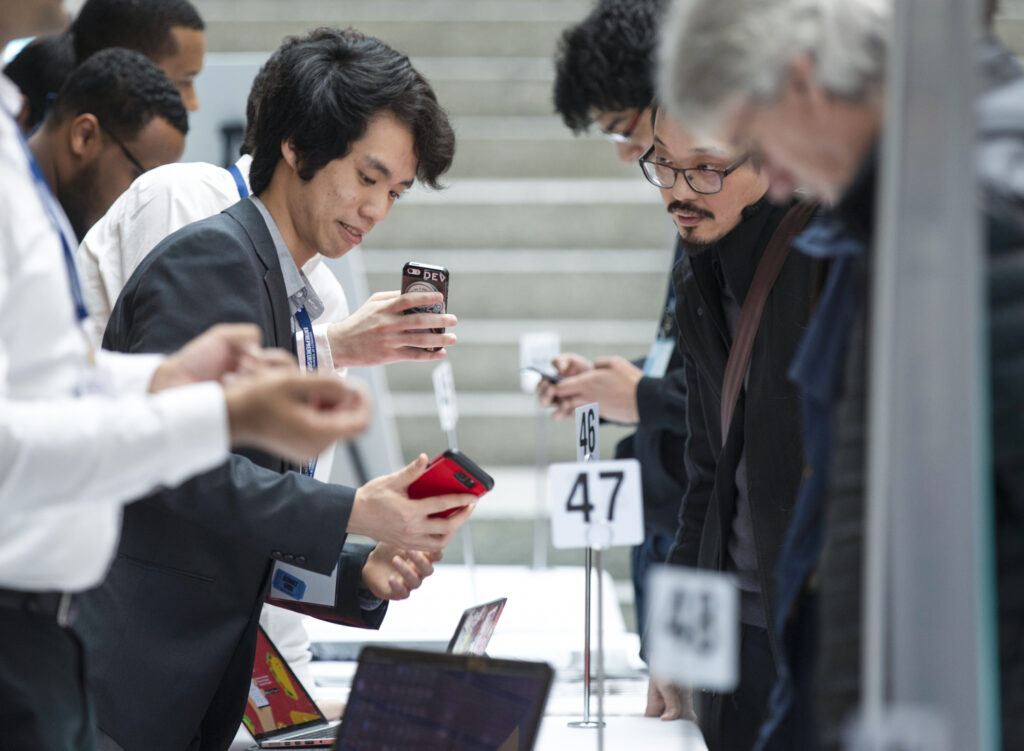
[347, 454, 477, 553]
[536, 353, 643, 423]
[325, 290, 457, 367]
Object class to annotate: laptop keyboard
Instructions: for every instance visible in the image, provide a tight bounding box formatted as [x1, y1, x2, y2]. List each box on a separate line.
[290, 726, 337, 741]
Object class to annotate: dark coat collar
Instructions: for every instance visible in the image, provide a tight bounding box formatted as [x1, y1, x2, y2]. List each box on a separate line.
[222, 198, 292, 349]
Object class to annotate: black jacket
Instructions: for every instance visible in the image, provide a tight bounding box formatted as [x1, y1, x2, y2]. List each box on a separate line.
[668, 197, 821, 647]
[75, 200, 385, 751]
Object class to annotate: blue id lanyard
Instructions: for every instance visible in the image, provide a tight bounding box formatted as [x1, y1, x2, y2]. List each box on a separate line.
[294, 305, 318, 477]
[6, 108, 89, 324]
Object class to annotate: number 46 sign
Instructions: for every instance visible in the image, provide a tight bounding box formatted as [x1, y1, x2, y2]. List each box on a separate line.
[548, 459, 644, 550]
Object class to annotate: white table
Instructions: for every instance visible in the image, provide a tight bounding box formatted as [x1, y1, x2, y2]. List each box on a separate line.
[230, 565, 708, 750]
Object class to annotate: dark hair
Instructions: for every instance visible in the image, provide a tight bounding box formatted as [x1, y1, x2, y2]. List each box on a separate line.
[248, 27, 455, 195]
[48, 47, 188, 140]
[71, 0, 204, 65]
[3, 32, 76, 132]
[986, 0, 999, 26]
[553, 0, 667, 133]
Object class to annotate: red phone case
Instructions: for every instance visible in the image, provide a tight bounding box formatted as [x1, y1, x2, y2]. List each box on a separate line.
[408, 450, 494, 518]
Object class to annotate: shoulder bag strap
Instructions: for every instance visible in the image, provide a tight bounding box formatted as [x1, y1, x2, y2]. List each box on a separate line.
[720, 201, 819, 445]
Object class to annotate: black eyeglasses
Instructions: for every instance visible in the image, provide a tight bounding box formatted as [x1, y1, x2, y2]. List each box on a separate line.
[99, 124, 146, 175]
[638, 145, 749, 195]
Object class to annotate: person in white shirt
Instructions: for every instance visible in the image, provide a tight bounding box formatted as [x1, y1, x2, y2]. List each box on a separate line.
[0, 6, 376, 749]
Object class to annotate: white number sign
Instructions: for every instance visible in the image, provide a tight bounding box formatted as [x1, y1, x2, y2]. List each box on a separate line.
[548, 459, 644, 550]
[575, 402, 599, 462]
[647, 566, 739, 693]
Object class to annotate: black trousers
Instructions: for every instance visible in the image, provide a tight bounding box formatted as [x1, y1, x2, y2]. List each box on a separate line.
[0, 607, 95, 751]
[698, 623, 779, 751]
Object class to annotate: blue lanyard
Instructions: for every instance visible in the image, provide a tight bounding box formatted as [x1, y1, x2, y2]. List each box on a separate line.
[7, 109, 89, 323]
[294, 306, 318, 371]
[227, 163, 249, 199]
[294, 305, 318, 477]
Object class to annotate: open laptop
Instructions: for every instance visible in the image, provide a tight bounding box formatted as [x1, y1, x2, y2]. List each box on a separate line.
[243, 598, 509, 748]
[334, 646, 553, 751]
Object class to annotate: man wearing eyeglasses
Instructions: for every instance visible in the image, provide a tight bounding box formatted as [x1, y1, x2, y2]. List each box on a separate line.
[644, 103, 821, 751]
[27, 47, 187, 240]
[547, 7, 696, 717]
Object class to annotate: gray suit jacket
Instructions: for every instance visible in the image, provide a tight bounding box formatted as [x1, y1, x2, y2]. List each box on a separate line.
[75, 199, 385, 751]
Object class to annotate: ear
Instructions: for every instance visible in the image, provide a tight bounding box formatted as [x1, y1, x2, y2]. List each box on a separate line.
[68, 113, 103, 161]
[14, 95, 31, 132]
[281, 139, 299, 171]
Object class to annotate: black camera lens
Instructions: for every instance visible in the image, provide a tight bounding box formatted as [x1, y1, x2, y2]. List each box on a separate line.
[454, 471, 476, 489]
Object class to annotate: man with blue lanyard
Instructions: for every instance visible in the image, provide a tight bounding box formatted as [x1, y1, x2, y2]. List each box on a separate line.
[0, 5, 381, 750]
[74, 28, 477, 751]
[75, 33, 457, 715]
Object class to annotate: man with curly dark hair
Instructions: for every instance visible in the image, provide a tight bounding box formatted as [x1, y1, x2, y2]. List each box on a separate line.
[545, 3, 693, 723]
[27, 46, 187, 240]
[553, 0, 665, 162]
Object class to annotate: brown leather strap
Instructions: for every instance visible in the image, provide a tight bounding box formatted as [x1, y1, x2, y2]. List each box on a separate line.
[720, 201, 819, 445]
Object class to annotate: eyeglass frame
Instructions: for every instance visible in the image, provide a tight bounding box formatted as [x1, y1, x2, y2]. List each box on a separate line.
[598, 109, 643, 144]
[98, 122, 146, 175]
[638, 144, 750, 195]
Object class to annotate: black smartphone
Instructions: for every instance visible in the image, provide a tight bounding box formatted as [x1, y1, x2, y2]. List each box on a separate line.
[401, 261, 449, 351]
[521, 365, 563, 384]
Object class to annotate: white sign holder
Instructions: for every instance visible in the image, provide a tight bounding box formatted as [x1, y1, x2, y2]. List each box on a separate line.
[432, 361, 475, 594]
[520, 332, 561, 570]
[549, 404, 644, 746]
[571, 401, 602, 732]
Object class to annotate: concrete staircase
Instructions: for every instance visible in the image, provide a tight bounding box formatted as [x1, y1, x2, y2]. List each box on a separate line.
[195, 0, 680, 628]
[200, 0, 674, 470]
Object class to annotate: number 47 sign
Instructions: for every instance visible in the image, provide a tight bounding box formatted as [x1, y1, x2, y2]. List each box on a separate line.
[548, 459, 644, 550]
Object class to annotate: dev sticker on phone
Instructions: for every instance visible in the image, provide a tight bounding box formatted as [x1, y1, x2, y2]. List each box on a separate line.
[548, 458, 643, 550]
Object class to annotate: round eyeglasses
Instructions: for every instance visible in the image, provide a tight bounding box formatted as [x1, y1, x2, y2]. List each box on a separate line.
[638, 145, 750, 195]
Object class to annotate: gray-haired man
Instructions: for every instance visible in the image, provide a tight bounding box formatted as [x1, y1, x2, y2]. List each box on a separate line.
[660, 1, 1024, 749]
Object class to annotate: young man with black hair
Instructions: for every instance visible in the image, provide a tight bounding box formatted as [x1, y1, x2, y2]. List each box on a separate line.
[28, 47, 187, 241]
[2, 32, 75, 133]
[544, 5, 690, 716]
[71, 0, 204, 110]
[75, 30, 458, 719]
[76, 27, 470, 751]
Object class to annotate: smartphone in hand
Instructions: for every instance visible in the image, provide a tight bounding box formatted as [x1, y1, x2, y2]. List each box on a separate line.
[409, 449, 494, 518]
[521, 365, 563, 384]
[401, 262, 449, 351]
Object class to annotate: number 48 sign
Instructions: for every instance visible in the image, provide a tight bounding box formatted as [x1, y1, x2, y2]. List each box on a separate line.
[548, 459, 644, 550]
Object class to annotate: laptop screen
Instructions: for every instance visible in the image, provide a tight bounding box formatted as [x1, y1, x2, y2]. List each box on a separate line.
[335, 646, 553, 751]
[243, 627, 327, 740]
[447, 597, 507, 655]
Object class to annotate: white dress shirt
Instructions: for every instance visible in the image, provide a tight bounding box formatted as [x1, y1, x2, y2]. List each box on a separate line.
[76, 153, 353, 693]
[0, 74, 230, 592]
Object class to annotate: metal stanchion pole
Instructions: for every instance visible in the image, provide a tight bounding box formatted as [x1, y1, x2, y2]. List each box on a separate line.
[569, 452, 603, 730]
[595, 547, 606, 750]
[533, 409, 549, 569]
